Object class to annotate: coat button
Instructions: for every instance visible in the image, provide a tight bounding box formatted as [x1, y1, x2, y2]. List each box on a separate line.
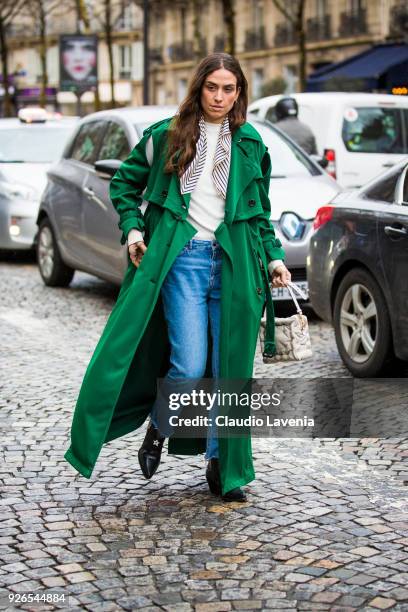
[161, 189, 168, 196]
[248, 199, 256, 207]
[181, 204, 187, 209]
[256, 287, 263, 295]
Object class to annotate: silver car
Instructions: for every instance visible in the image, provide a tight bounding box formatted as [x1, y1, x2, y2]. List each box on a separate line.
[0, 112, 77, 251]
[37, 107, 340, 294]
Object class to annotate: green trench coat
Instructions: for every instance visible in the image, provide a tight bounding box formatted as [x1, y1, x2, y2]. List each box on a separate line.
[64, 117, 285, 495]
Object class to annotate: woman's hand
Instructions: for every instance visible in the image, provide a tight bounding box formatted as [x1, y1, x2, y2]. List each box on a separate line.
[129, 240, 147, 268]
[271, 263, 291, 288]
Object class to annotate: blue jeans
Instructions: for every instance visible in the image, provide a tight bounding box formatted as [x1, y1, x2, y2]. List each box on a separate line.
[150, 238, 222, 460]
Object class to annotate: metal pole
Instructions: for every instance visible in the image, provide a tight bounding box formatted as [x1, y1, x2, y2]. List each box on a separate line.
[76, 90, 82, 117]
[143, 0, 149, 105]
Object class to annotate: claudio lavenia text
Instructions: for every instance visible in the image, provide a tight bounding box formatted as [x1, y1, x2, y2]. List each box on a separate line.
[168, 415, 315, 427]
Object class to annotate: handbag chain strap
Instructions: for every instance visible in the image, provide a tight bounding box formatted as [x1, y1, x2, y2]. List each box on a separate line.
[286, 282, 308, 329]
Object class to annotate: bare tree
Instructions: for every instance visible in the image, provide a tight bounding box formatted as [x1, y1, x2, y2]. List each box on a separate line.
[25, 0, 60, 108]
[221, 0, 235, 55]
[192, 0, 202, 62]
[271, 0, 306, 92]
[0, 0, 25, 116]
[73, 0, 101, 110]
[75, 0, 91, 33]
[91, 0, 129, 108]
[104, 0, 116, 107]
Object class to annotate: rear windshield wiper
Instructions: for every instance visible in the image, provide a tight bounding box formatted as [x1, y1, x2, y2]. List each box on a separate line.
[0, 160, 25, 163]
[271, 174, 287, 178]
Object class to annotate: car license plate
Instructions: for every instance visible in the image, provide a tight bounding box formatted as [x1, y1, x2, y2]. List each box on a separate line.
[271, 281, 309, 301]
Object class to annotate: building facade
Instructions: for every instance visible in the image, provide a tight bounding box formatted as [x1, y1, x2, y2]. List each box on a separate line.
[3, 0, 407, 116]
[148, 0, 407, 104]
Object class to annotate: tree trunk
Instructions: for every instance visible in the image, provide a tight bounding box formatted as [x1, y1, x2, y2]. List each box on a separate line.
[298, 27, 306, 92]
[0, 14, 13, 117]
[221, 0, 235, 55]
[192, 0, 201, 61]
[75, 0, 90, 32]
[94, 67, 101, 111]
[296, 0, 306, 92]
[105, 0, 115, 108]
[39, 1, 48, 108]
[272, 0, 307, 92]
[74, 0, 100, 111]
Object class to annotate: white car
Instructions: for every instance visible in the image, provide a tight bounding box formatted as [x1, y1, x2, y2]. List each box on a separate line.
[0, 109, 77, 251]
[250, 117, 341, 300]
[249, 92, 408, 189]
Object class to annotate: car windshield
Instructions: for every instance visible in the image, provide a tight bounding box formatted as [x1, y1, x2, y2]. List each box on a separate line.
[342, 107, 406, 154]
[0, 125, 74, 163]
[250, 121, 319, 177]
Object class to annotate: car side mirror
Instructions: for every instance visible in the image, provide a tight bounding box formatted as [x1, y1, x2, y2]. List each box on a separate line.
[310, 154, 328, 169]
[94, 159, 122, 178]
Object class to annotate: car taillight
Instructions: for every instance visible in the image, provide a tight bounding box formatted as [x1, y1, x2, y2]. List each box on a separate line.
[314, 205, 334, 231]
[323, 148, 336, 179]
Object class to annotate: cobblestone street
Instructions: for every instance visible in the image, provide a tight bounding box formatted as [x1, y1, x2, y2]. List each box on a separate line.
[1, 259, 407, 612]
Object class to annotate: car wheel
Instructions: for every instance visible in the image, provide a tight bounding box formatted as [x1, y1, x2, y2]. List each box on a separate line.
[333, 268, 393, 377]
[37, 218, 74, 287]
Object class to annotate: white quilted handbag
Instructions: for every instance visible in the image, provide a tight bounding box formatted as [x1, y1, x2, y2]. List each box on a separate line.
[259, 282, 313, 363]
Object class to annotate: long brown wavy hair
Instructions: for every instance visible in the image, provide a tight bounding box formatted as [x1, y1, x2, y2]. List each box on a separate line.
[164, 53, 248, 176]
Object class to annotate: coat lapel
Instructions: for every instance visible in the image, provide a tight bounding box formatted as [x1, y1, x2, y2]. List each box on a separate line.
[224, 132, 262, 224]
[174, 124, 262, 222]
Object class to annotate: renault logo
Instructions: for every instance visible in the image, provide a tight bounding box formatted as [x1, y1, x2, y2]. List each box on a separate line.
[280, 212, 306, 241]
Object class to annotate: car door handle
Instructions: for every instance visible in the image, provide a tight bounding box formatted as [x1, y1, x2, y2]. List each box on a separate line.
[384, 225, 408, 237]
[382, 163, 394, 168]
[83, 186, 95, 197]
[83, 185, 107, 211]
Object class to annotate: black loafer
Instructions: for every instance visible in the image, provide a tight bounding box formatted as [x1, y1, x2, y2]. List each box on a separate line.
[138, 421, 165, 479]
[206, 458, 247, 502]
[206, 458, 222, 495]
[221, 487, 247, 502]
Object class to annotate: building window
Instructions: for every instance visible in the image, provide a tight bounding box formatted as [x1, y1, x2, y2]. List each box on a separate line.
[349, 0, 364, 13]
[177, 78, 187, 103]
[119, 3, 134, 30]
[119, 45, 132, 80]
[308, 0, 330, 40]
[283, 65, 298, 94]
[244, 0, 266, 51]
[252, 68, 264, 99]
[316, 0, 327, 19]
[156, 84, 166, 106]
[253, 0, 263, 30]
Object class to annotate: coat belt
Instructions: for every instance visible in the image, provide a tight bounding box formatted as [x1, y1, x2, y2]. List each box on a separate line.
[260, 261, 277, 358]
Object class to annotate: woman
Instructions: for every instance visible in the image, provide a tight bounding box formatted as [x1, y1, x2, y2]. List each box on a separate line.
[60, 36, 97, 84]
[64, 53, 291, 501]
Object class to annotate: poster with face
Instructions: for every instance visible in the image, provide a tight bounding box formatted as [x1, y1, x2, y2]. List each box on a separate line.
[59, 35, 98, 92]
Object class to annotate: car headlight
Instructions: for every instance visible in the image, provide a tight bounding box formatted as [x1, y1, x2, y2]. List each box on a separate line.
[0, 181, 38, 201]
[280, 212, 306, 241]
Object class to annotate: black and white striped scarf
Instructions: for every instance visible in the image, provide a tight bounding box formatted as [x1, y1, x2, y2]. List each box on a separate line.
[180, 113, 231, 199]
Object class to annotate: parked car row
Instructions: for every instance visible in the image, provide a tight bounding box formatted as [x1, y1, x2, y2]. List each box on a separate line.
[35, 106, 340, 302]
[0, 109, 77, 252]
[1, 98, 407, 377]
